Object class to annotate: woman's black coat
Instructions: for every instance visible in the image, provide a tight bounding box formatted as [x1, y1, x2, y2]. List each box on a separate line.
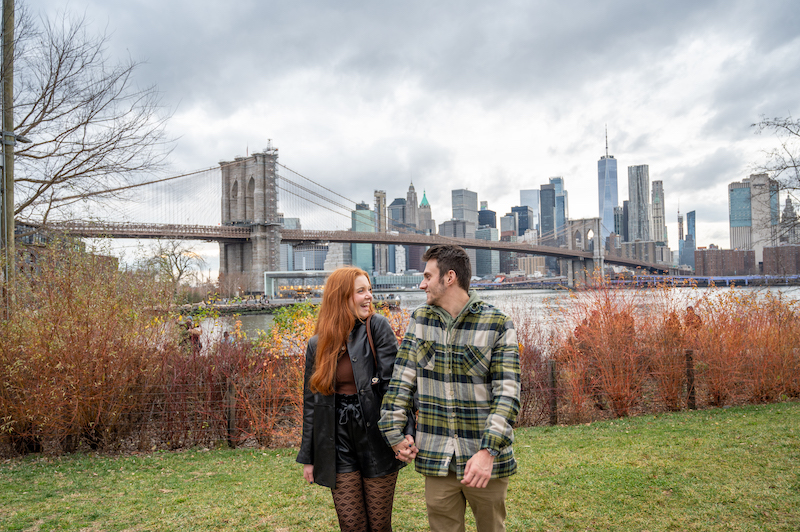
[296, 313, 411, 489]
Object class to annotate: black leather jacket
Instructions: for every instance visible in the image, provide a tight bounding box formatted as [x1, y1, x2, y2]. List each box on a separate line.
[296, 313, 412, 488]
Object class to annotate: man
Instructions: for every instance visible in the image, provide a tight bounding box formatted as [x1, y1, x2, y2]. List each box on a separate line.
[380, 245, 521, 532]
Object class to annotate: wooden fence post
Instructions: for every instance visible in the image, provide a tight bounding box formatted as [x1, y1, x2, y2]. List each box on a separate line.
[226, 377, 236, 447]
[548, 358, 558, 425]
[685, 349, 696, 410]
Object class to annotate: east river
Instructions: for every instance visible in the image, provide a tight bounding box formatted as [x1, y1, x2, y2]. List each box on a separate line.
[217, 285, 800, 339]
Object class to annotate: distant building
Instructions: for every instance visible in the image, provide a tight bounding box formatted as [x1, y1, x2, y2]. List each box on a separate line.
[729, 173, 779, 264]
[549, 177, 568, 246]
[614, 203, 628, 242]
[517, 255, 546, 276]
[373, 190, 388, 274]
[439, 219, 477, 276]
[598, 137, 618, 244]
[418, 191, 436, 235]
[651, 180, 668, 244]
[684, 210, 696, 270]
[351, 202, 375, 273]
[478, 205, 497, 228]
[452, 189, 478, 226]
[475, 226, 500, 277]
[628, 165, 651, 242]
[695, 248, 756, 276]
[780, 198, 798, 244]
[511, 205, 534, 237]
[763, 245, 800, 275]
[519, 189, 540, 232]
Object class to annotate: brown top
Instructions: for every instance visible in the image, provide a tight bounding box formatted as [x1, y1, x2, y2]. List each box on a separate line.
[335, 347, 357, 395]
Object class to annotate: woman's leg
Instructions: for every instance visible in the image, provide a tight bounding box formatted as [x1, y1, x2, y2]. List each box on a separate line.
[332, 470, 367, 532]
[362, 471, 399, 532]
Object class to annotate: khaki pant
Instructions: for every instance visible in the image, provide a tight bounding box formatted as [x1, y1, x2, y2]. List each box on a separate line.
[425, 472, 509, 532]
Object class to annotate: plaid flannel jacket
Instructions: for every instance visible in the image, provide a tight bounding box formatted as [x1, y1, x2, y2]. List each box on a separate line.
[379, 294, 521, 479]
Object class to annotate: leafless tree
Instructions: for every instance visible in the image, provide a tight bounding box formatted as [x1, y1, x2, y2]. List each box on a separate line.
[144, 240, 207, 298]
[9, 5, 172, 225]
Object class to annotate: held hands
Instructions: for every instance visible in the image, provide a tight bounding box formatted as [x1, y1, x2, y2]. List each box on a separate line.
[302, 464, 314, 484]
[461, 449, 494, 488]
[391, 434, 419, 464]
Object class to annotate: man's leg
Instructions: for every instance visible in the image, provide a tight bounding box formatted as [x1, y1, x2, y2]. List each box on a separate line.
[425, 472, 467, 532]
[463, 477, 509, 532]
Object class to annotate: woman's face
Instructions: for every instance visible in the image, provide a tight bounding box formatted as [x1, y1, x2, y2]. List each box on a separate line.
[349, 275, 373, 320]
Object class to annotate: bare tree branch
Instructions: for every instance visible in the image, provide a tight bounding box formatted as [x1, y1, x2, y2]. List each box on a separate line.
[10, 6, 173, 222]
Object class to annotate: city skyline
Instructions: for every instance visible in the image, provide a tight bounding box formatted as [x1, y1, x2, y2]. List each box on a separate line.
[24, 0, 800, 264]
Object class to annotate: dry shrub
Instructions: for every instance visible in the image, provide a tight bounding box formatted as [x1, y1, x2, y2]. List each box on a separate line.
[555, 287, 648, 418]
[505, 303, 551, 426]
[0, 244, 171, 453]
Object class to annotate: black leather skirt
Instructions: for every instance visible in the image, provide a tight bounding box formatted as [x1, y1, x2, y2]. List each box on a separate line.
[335, 393, 399, 478]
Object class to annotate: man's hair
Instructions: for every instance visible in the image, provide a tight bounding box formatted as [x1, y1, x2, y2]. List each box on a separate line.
[422, 245, 471, 292]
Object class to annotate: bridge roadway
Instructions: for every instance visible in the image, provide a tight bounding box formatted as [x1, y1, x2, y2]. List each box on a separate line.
[52, 221, 668, 273]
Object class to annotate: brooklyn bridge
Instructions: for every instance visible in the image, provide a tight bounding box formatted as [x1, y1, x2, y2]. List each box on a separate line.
[46, 145, 670, 293]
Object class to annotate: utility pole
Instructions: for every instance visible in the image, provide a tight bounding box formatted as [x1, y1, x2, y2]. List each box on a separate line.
[1, 0, 15, 313]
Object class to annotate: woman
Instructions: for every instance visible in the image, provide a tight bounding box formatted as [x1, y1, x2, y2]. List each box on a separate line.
[296, 267, 412, 532]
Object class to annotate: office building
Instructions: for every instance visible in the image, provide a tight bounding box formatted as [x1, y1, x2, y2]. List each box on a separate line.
[651, 180, 668, 244]
[598, 139, 618, 244]
[780, 198, 799, 244]
[550, 177, 568, 245]
[373, 190, 388, 274]
[351, 202, 375, 272]
[628, 165, 651, 242]
[418, 191, 436, 235]
[478, 202, 497, 228]
[439, 219, 477, 276]
[511, 205, 534, 237]
[520, 189, 540, 232]
[695, 249, 756, 276]
[475, 226, 500, 277]
[406, 183, 419, 229]
[614, 205, 627, 243]
[540, 184, 556, 244]
[729, 174, 779, 264]
[452, 189, 478, 226]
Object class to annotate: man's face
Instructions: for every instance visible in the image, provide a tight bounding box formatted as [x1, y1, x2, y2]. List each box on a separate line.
[420, 259, 447, 306]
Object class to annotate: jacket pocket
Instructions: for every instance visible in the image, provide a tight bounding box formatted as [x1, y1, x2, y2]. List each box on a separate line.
[416, 340, 436, 371]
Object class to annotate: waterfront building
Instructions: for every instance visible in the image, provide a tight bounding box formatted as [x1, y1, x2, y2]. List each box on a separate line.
[628, 165, 651, 242]
[598, 139, 618, 245]
[452, 189, 478, 226]
[729, 174, 779, 264]
[651, 180, 668, 244]
[695, 248, 756, 276]
[763, 245, 800, 275]
[517, 255, 546, 276]
[520, 189, 540, 232]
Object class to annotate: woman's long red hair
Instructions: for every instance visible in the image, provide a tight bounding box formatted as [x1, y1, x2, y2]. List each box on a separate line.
[310, 267, 373, 395]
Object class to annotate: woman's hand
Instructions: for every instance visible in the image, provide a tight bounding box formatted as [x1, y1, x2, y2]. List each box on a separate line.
[392, 434, 418, 464]
[303, 464, 314, 484]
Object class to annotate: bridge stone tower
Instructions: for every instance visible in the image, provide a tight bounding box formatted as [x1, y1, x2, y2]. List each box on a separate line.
[219, 144, 281, 294]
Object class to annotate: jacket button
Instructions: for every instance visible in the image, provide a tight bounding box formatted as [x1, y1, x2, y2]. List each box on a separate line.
[366, 422, 371, 427]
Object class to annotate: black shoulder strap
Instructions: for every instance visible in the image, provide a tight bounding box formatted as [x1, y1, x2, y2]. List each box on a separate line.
[366, 314, 378, 367]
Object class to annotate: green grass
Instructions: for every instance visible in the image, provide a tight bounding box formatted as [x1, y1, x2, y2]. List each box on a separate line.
[1, 402, 799, 531]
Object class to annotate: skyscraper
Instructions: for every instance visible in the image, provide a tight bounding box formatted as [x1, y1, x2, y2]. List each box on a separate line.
[511, 205, 534, 237]
[475, 226, 500, 277]
[418, 190, 436, 235]
[540, 184, 556, 244]
[452, 189, 478, 226]
[406, 183, 419, 229]
[628, 165, 651, 242]
[373, 190, 387, 274]
[549, 177, 568, 245]
[598, 134, 618, 244]
[685, 210, 696, 270]
[519, 189, 540, 232]
[651, 180, 668, 244]
[351, 202, 375, 272]
[728, 174, 779, 264]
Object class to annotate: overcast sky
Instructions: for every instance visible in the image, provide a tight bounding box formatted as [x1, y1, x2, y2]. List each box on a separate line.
[26, 0, 800, 255]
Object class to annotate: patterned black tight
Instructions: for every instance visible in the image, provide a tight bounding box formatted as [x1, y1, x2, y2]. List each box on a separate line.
[331, 470, 398, 531]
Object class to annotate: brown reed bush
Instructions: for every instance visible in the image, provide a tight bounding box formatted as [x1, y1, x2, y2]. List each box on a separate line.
[505, 303, 552, 426]
[554, 286, 650, 418]
[0, 244, 172, 454]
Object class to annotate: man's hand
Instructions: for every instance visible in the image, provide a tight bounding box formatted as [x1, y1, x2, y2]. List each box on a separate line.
[391, 434, 419, 464]
[461, 449, 494, 488]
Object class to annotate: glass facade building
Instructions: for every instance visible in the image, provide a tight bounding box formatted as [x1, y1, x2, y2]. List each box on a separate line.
[598, 155, 618, 244]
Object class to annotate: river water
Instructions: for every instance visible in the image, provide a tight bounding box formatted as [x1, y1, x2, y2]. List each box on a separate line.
[218, 285, 800, 338]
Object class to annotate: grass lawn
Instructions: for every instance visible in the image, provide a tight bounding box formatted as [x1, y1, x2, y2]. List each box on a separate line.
[1, 401, 798, 531]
